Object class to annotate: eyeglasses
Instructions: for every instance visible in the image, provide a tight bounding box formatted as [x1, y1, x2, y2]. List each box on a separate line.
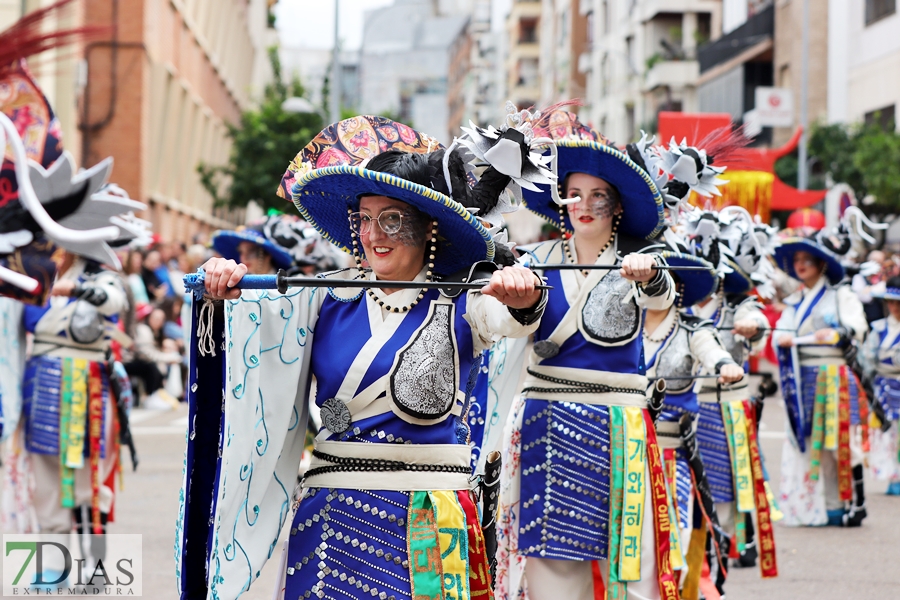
[349, 210, 407, 235]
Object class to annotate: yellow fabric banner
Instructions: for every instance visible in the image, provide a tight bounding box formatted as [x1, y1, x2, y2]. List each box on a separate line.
[729, 401, 755, 513]
[432, 490, 471, 600]
[65, 358, 89, 469]
[619, 406, 647, 582]
[824, 365, 839, 450]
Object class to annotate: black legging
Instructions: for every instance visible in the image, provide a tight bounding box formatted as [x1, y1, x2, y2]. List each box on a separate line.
[123, 359, 164, 396]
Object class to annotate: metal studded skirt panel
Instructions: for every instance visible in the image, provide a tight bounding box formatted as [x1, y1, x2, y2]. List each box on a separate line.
[517, 399, 612, 560]
[874, 375, 900, 422]
[21, 355, 109, 457]
[284, 486, 491, 600]
[696, 403, 734, 504]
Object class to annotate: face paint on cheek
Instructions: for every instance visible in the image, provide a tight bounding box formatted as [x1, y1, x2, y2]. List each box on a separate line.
[586, 194, 617, 220]
[385, 210, 429, 247]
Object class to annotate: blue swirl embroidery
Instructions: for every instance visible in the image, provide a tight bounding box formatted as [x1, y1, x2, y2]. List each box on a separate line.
[255, 391, 269, 456]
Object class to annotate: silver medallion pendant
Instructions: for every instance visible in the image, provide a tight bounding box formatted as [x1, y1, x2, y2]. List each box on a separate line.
[533, 340, 560, 359]
[320, 397, 352, 434]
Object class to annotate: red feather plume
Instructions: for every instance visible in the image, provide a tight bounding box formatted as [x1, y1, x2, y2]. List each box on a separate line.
[0, 0, 108, 72]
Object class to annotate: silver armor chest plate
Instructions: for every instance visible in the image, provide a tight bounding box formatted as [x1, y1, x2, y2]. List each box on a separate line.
[390, 303, 458, 422]
[582, 271, 639, 343]
[656, 326, 694, 393]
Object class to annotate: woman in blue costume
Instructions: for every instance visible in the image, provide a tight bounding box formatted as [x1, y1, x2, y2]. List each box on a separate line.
[773, 231, 868, 527]
[641, 252, 742, 590]
[176, 115, 552, 600]
[495, 110, 679, 600]
[862, 276, 900, 496]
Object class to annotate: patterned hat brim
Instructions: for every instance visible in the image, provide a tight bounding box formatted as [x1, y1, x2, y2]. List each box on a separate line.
[212, 230, 294, 270]
[660, 251, 717, 307]
[291, 165, 494, 276]
[522, 140, 665, 240]
[773, 237, 844, 285]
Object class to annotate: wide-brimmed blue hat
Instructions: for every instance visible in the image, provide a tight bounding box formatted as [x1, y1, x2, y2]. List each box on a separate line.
[212, 226, 294, 270]
[874, 287, 900, 301]
[723, 258, 755, 295]
[660, 251, 717, 307]
[278, 116, 493, 276]
[773, 236, 844, 285]
[522, 111, 664, 240]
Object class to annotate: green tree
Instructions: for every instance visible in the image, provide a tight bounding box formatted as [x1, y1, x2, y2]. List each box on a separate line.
[775, 119, 900, 209]
[198, 47, 324, 212]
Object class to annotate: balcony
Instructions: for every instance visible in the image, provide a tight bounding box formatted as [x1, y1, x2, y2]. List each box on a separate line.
[697, 4, 773, 73]
[643, 59, 699, 92]
[640, 0, 721, 22]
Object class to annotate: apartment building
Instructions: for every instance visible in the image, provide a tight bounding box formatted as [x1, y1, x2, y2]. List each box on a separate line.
[506, 0, 542, 110]
[829, 0, 900, 131]
[579, 0, 721, 144]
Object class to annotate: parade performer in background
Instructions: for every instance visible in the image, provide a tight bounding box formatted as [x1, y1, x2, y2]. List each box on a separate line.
[680, 206, 778, 578]
[176, 113, 552, 600]
[773, 227, 869, 527]
[0, 5, 147, 583]
[212, 214, 302, 275]
[862, 275, 900, 496]
[494, 109, 679, 600]
[641, 250, 743, 595]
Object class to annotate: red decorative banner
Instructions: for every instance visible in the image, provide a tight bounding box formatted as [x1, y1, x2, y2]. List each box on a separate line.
[458, 490, 493, 599]
[87, 362, 104, 534]
[742, 402, 778, 579]
[837, 367, 853, 503]
[643, 411, 680, 600]
[851, 370, 870, 452]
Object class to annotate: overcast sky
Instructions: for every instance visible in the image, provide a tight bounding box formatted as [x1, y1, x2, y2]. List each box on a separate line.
[275, 0, 393, 50]
[275, 0, 512, 49]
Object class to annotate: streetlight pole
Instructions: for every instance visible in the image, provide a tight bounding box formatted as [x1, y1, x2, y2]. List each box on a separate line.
[330, 0, 341, 125]
[798, 0, 809, 191]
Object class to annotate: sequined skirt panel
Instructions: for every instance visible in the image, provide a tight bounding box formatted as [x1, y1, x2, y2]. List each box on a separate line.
[517, 398, 612, 560]
[875, 375, 900, 422]
[21, 356, 109, 457]
[696, 404, 734, 504]
[284, 486, 490, 600]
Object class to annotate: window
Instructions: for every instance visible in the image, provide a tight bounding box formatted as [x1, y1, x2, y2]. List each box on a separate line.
[586, 11, 594, 50]
[520, 18, 538, 44]
[865, 105, 896, 131]
[866, 0, 896, 26]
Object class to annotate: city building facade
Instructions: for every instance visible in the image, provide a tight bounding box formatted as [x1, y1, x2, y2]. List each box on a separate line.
[580, 0, 722, 144]
[829, 0, 900, 131]
[1, 0, 276, 242]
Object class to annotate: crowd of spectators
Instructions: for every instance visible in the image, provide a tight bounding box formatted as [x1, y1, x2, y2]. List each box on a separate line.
[116, 239, 210, 410]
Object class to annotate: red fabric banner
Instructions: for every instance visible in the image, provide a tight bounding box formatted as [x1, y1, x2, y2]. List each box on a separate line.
[742, 402, 778, 579]
[837, 367, 853, 503]
[643, 411, 680, 600]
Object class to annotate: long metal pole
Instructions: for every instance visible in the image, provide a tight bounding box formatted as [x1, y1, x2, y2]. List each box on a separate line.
[330, 0, 341, 124]
[798, 0, 810, 191]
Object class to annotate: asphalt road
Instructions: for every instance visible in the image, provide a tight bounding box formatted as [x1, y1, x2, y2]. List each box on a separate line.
[4, 379, 898, 598]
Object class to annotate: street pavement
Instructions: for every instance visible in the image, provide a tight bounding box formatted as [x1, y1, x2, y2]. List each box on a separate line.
[4, 383, 898, 598]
